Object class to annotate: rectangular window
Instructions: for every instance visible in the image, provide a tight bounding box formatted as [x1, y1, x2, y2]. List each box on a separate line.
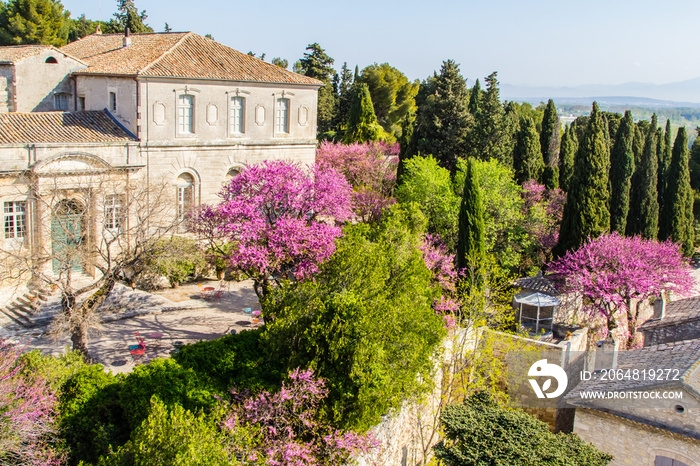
[53, 93, 69, 111]
[275, 98, 289, 134]
[4, 201, 26, 239]
[78, 96, 85, 111]
[178, 95, 195, 135]
[109, 92, 117, 112]
[104, 195, 124, 231]
[230, 97, 245, 134]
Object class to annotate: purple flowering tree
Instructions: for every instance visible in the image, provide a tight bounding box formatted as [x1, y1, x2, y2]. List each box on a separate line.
[223, 368, 377, 465]
[419, 234, 460, 327]
[522, 180, 566, 260]
[548, 233, 695, 348]
[191, 160, 353, 302]
[0, 342, 63, 465]
[316, 141, 398, 223]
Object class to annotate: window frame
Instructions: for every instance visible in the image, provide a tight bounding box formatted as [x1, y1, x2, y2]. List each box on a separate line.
[229, 96, 245, 136]
[104, 195, 124, 232]
[177, 94, 195, 136]
[109, 91, 117, 112]
[4, 201, 27, 240]
[275, 97, 290, 135]
[53, 93, 70, 111]
[176, 172, 196, 221]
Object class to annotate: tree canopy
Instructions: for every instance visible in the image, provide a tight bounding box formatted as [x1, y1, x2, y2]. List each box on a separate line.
[0, 0, 71, 46]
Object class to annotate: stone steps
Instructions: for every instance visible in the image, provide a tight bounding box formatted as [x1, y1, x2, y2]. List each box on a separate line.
[0, 286, 53, 329]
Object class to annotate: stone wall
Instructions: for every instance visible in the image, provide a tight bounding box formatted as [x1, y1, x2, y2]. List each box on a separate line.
[643, 320, 700, 347]
[574, 408, 700, 466]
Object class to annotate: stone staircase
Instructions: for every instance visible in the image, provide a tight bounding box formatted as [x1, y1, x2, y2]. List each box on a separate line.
[1, 286, 54, 329]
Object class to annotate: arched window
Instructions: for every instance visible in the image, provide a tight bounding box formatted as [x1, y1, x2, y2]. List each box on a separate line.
[226, 168, 241, 180]
[176, 173, 195, 220]
[45, 56, 58, 64]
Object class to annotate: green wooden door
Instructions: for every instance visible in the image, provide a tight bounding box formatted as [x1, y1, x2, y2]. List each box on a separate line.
[51, 200, 84, 273]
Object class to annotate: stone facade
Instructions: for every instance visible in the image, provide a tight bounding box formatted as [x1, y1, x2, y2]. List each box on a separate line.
[574, 408, 700, 466]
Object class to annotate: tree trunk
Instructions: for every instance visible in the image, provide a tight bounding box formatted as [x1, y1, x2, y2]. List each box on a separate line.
[253, 276, 273, 324]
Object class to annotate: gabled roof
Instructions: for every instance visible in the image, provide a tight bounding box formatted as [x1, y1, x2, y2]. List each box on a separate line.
[641, 295, 700, 330]
[0, 111, 137, 144]
[0, 45, 85, 65]
[61, 32, 322, 86]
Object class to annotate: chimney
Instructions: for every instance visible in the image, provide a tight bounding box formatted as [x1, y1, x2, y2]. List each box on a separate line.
[653, 295, 667, 320]
[123, 28, 131, 47]
[592, 335, 619, 372]
[95, 24, 102, 35]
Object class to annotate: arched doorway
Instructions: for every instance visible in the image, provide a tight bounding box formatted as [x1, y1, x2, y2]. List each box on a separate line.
[51, 199, 86, 273]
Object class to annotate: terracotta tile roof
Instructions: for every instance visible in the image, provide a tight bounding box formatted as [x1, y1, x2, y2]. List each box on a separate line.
[0, 45, 83, 64]
[61, 32, 322, 86]
[0, 111, 137, 144]
[641, 296, 700, 330]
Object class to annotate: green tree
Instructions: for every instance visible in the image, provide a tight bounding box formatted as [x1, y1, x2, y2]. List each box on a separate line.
[299, 43, 336, 135]
[264, 206, 446, 430]
[626, 115, 659, 239]
[554, 102, 610, 256]
[609, 111, 635, 234]
[358, 63, 418, 139]
[104, 0, 153, 33]
[470, 72, 510, 166]
[68, 14, 103, 42]
[660, 127, 694, 255]
[434, 392, 613, 466]
[341, 83, 386, 144]
[411, 60, 473, 174]
[558, 124, 577, 192]
[468, 78, 482, 115]
[335, 61, 354, 129]
[512, 115, 544, 184]
[0, 0, 70, 46]
[540, 99, 560, 168]
[271, 57, 287, 69]
[456, 158, 486, 291]
[690, 127, 700, 190]
[658, 120, 673, 216]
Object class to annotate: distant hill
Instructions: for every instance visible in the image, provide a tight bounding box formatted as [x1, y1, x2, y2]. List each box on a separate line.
[501, 77, 700, 106]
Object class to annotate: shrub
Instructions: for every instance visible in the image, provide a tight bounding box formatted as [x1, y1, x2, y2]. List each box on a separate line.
[97, 397, 231, 466]
[434, 392, 612, 465]
[139, 237, 207, 288]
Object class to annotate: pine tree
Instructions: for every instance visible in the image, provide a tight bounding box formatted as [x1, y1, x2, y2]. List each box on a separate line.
[0, 0, 71, 46]
[468, 78, 481, 115]
[342, 83, 384, 144]
[512, 116, 544, 184]
[609, 111, 635, 233]
[299, 43, 337, 135]
[554, 102, 610, 257]
[456, 158, 485, 292]
[470, 72, 510, 165]
[540, 99, 560, 167]
[626, 115, 659, 239]
[558, 125, 577, 192]
[660, 128, 694, 255]
[104, 0, 154, 33]
[411, 60, 472, 175]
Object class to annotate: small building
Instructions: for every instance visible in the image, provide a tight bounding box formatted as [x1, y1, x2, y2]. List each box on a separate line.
[566, 338, 700, 465]
[513, 272, 561, 335]
[641, 296, 700, 347]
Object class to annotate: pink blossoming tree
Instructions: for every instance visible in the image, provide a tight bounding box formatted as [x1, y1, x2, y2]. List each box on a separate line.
[316, 141, 399, 223]
[522, 180, 566, 260]
[223, 368, 377, 465]
[191, 160, 353, 302]
[0, 342, 63, 465]
[548, 233, 695, 348]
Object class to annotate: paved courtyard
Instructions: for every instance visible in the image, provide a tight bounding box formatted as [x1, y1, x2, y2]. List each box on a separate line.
[4, 279, 261, 374]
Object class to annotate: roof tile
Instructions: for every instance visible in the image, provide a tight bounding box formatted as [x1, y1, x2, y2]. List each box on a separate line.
[0, 111, 136, 144]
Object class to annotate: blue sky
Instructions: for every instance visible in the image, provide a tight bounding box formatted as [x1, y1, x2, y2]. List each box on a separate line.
[60, 0, 700, 88]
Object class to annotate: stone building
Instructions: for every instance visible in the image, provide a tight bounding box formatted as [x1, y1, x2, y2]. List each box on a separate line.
[0, 31, 321, 279]
[641, 296, 700, 347]
[566, 338, 700, 465]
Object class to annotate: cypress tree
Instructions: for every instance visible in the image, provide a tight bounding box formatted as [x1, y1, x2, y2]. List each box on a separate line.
[540, 99, 560, 167]
[627, 115, 659, 239]
[690, 128, 700, 190]
[554, 102, 610, 257]
[512, 116, 544, 184]
[456, 158, 485, 292]
[660, 127, 694, 255]
[396, 115, 414, 185]
[558, 125, 577, 192]
[342, 83, 384, 143]
[608, 111, 635, 233]
[657, 120, 673, 216]
[468, 78, 481, 115]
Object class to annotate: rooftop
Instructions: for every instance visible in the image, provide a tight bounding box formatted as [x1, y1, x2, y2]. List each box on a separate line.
[0, 45, 84, 65]
[513, 272, 559, 296]
[0, 111, 137, 144]
[641, 295, 700, 330]
[61, 32, 322, 85]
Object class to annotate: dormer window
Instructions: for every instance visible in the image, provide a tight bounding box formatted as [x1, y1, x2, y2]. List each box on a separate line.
[45, 56, 58, 64]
